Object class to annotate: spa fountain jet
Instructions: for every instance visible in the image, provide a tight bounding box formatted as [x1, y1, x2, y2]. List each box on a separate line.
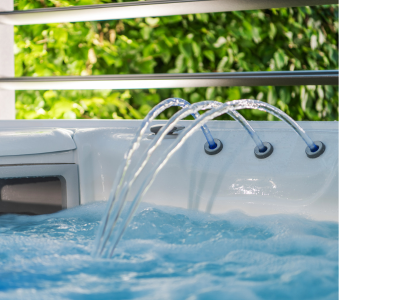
[93, 98, 270, 257]
[94, 99, 325, 258]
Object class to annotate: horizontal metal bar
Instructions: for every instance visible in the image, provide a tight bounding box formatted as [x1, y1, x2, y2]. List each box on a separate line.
[0, 70, 338, 90]
[0, 0, 338, 25]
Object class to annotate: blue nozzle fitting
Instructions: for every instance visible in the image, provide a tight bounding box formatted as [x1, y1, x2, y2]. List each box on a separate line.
[306, 141, 325, 158]
[254, 142, 273, 159]
[204, 138, 223, 155]
[208, 140, 218, 150]
[309, 144, 319, 153]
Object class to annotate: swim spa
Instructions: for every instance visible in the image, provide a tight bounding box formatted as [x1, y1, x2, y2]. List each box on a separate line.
[0, 0, 339, 298]
[0, 117, 338, 299]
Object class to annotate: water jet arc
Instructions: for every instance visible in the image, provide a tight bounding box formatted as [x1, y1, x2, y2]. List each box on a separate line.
[94, 100, 270, 257]
[97, 100, 320, 258]
[93, 98, 267, 256]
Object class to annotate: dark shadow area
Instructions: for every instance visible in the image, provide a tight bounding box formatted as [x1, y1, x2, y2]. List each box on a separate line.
[0, 177, 62, 215]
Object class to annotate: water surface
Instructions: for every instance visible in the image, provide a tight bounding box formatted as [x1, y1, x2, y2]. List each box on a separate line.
[0, 202, 338, 300]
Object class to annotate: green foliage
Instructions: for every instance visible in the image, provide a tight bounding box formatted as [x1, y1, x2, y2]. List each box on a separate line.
[14, 0, 339, 121]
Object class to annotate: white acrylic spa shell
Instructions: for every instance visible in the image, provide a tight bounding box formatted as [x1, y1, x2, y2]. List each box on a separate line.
[0, 120, 338, 221]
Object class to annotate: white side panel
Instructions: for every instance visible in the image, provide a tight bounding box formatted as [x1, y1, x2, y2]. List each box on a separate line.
[0, 120, 338, 220]
[72, 121, 338, 221]
[0, 0, 15, 120]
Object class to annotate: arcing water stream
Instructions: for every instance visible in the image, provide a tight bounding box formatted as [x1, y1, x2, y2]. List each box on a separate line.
[95, 99, 319, 258]
[93, 98, 268, 257]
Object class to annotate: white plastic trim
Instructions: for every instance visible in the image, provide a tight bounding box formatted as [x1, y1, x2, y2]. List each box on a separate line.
[0, 0, 15, 120]
[0, 128, 76, 157]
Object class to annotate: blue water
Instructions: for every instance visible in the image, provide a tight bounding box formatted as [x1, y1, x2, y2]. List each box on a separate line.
[0, 203, 338, 300]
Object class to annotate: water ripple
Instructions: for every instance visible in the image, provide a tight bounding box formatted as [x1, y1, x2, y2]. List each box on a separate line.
[0, 202, 338, 300]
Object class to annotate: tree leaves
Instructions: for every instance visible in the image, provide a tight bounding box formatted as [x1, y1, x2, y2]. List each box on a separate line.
[14, 0, 339, 121]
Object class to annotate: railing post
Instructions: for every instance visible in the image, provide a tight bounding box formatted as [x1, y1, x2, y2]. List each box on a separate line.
[0, 0, 15, 120]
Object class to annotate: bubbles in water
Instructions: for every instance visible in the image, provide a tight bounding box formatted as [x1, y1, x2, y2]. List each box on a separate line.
[0, 202, 338, 300]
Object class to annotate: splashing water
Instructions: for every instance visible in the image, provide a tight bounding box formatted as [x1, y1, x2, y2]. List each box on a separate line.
[96, 100, 319, 258]
[94, 99, 267, 256]
[94, 97, 217, 257]
[0, 202, 338, 300]
[94, 98, 209, 254]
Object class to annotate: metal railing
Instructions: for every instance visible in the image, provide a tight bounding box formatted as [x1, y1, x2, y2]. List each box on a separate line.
[0, 71, 338, 90]
[0, 0, 339, 120]
[0, 0, 338, 25]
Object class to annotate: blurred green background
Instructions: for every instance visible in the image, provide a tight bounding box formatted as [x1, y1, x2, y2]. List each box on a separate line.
[13, 0, 338, 121]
